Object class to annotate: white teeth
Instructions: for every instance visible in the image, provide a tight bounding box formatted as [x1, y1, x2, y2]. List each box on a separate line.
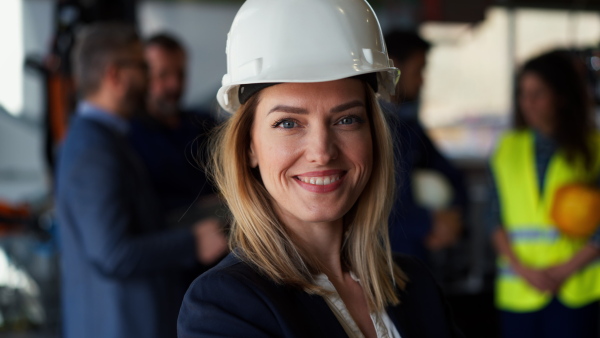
[298, 175, 340, 185]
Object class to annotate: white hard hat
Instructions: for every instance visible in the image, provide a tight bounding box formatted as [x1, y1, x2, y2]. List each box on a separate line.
[413, 170, 454, 210]
[217, 0, 400, 113]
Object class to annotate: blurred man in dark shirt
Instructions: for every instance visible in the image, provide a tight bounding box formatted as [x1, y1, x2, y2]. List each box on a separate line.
[383, 30, 468, 261]
[128, 32, 228, 289]
[130, 33, 219, 215]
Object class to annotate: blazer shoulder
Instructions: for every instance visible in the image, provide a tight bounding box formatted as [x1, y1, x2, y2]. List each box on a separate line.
[69, 115, 110, 136]
[179, 253, 283, 337]
[393, 253, 444, 299]
[61, 119, 118, 160]
[191, 252, 275, 293]
[61, 117, 117, 157]
[393, 253, 430, 280]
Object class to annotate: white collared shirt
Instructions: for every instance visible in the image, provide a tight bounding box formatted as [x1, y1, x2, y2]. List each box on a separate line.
[314, 273, 402, 338]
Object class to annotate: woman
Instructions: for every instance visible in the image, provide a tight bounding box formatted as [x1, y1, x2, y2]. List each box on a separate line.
[490, 50, 600, 338]
[178, 0, 463, 337]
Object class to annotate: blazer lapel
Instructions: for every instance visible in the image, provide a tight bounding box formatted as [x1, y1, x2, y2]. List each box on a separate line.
[294, 292, 350, 337]
[386, 303, 409, 338]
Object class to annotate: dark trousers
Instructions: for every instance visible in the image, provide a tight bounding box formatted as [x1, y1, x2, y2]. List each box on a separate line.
[501, 298, 599, 338]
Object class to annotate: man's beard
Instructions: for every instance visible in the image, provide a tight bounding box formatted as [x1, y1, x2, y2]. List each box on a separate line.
[152, 92, 181, 116]
[155, 98, 180, 116]
[123, 83, 147, 116]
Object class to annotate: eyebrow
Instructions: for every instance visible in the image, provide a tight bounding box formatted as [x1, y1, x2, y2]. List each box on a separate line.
[330, 100, 365, 113]
[267, 100, 365, 115]
[267, 105, 308, 115]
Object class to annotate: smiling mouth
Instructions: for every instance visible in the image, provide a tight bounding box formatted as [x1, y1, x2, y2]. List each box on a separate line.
[295, 173, 344, 186]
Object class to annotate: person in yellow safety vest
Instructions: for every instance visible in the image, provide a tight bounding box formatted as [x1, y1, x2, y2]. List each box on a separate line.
[490, 50, 600, 338]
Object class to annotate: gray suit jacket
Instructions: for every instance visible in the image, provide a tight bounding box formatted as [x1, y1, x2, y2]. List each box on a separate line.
[56, 112, 197, 338]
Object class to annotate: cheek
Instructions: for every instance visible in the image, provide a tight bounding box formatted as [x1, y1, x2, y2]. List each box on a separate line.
[540, 99, 556, 119]
[361, 142, 373, 176]
[150, 80, 162, 95]
[529, 96, 555, 120]
[253, 133, 298, 184]
[521, 96, 542, 115]
[342, 132, 373, 175]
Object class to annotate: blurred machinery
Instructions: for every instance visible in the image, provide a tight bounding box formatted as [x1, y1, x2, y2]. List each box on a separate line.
[25, 0, 138, 174]
[0, 200, 59, 334]
[2, 0, 139, 335]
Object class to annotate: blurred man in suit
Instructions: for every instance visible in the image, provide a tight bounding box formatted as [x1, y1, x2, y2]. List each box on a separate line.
[55, 23, 227, 338]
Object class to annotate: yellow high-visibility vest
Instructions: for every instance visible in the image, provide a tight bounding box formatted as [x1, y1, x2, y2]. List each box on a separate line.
[491, 130, 600, 312]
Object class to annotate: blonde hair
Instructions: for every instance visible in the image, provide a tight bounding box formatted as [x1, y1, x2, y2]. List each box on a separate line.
[210, 84, 406, 311]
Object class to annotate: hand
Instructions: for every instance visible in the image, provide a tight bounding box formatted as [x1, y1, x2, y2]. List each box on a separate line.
[542, 263, 574, 293]
[425, 208, 463, 251]
[193, 218, 229, 265]
[514, 264, 559, 293]
[541, 245, 600, 293]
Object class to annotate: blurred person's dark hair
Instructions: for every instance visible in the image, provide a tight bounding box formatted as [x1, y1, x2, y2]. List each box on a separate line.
[72, 22, 140, 96]
[515, 50, 595, 168]
[145, 33, 185, 53]
[384, 30, 431, 63]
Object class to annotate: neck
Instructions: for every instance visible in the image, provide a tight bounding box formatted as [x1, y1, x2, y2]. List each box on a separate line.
[534, 125, 555, 139]
[283, 216, 345, 279]
[86, 91, 128, 119]
[147, 106, 181, 129]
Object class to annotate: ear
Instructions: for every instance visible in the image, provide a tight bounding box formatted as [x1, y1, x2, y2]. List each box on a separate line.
[103, 64, 124, 94]
[105, 64, 120, 85]
[248, 141, 258, 168]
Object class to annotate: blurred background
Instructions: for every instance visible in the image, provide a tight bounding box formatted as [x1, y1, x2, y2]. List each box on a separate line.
[0, 0, 599, 337]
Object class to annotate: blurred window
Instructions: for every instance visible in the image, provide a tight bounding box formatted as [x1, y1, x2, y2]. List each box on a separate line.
[0, 0, 24, 117]
[418, 7, 600, 159]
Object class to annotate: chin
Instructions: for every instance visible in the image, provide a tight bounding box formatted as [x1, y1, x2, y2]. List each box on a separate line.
[295, 207, 349, 224]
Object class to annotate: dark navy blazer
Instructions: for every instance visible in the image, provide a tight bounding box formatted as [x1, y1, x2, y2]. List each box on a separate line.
[178, 252, 464, 338]
[56, 113, 198, 338]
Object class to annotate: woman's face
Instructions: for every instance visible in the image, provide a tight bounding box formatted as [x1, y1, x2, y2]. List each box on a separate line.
[519, 72, 557, 135]
[249, 78, 373, 227]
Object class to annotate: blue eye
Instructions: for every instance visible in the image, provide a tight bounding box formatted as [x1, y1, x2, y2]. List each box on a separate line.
[272, 119, 298, 129]
[281, 121, 296, 128]
[337, 116, 363, 125]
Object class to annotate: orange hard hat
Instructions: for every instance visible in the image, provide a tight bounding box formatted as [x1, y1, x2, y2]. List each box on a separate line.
[551, 183, 600, 238]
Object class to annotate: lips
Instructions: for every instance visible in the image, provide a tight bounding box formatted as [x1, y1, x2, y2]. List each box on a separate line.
[294, 170, 346, 193]
[296, 174, 341, 186]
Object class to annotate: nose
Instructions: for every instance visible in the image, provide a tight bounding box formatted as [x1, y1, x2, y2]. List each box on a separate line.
[305, 124, 338, 165]
[167, 74, 183, 92]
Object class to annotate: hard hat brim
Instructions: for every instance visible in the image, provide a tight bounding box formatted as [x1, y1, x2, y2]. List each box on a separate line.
[217, 67, 400, 114]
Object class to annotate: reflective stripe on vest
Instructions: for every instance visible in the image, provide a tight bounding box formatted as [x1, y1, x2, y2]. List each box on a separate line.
[508, 227, 560, 242]
[491, 130, 600, 312]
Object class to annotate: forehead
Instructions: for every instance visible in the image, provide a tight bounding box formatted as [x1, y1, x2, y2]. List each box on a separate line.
[520, 72, 549, 89]
[256, 79, 366, 113]
[145, 45, 186, 61]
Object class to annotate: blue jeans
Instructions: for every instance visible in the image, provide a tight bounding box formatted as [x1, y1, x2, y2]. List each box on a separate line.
[501, 298, 599, 338]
